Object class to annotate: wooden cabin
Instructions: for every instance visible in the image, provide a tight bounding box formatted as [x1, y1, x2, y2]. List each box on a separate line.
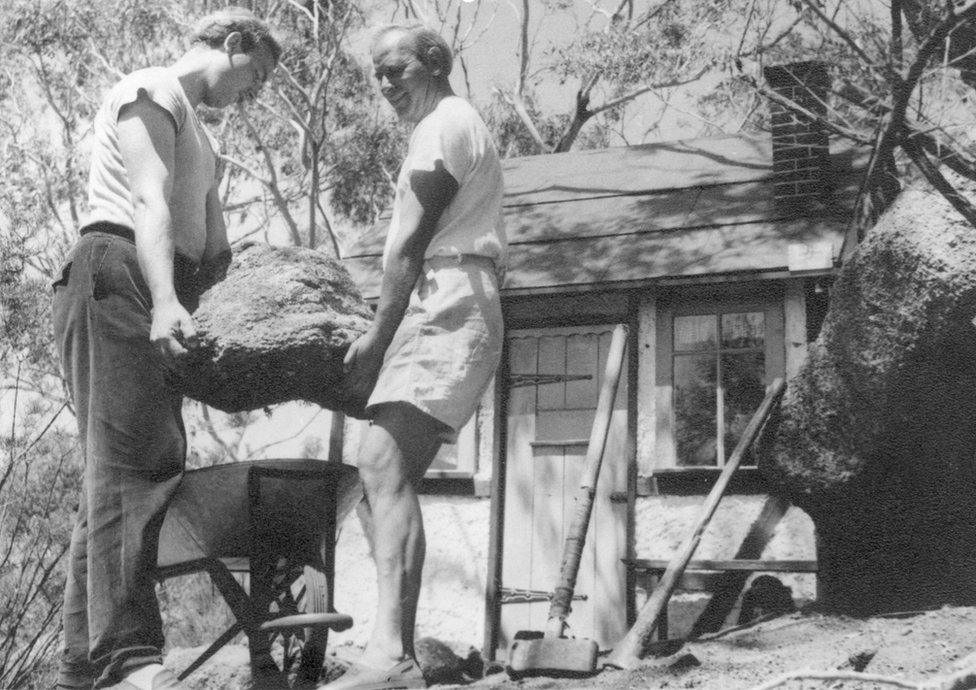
[339, 62, 869, 657]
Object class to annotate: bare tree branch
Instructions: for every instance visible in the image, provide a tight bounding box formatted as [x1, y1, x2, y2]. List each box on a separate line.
[497, 87, 550, 154]
[751, 80, 874, 144]
[902, 132, 976, 227]
[234, 105, 303, 246]
[799, 0, 878, 67]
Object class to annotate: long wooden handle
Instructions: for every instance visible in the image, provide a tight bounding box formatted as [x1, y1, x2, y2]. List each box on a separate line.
[605, 377, 786, 668]
[546, 324, 628, 637]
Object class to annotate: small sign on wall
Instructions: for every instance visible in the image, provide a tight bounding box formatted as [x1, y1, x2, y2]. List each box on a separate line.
[787, 242, 834, 273]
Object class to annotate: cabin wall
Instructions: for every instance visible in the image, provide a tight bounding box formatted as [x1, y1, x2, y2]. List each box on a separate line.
[330, 494, 492, 654]
[329, 278, 822, 654]
[632, 278, 816, 636]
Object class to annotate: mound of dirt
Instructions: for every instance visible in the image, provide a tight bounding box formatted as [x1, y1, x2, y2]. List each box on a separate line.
[165, 606, 976, 689]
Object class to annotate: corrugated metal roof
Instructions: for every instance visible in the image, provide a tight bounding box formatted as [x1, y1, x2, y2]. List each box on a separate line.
[343, 134, 868, 298]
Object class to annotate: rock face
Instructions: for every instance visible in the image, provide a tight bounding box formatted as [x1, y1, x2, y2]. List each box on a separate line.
[175, 242, 372, 416]
[761, 182, 976, 614]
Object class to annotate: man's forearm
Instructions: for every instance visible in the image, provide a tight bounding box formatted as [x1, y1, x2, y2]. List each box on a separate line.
[370, 250, 424, 348]
[133, 206, 180, 308]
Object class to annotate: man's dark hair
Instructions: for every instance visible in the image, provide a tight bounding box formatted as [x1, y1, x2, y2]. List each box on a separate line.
[191, 6, 282, 65]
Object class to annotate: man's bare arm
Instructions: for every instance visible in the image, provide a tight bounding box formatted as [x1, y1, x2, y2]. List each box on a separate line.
[197, 185, 232, 291]
[343, 161, 460, 402]
[117, 97, 197, 359]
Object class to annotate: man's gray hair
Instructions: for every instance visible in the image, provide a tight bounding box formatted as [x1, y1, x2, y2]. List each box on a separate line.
[372, 24, 453, 77]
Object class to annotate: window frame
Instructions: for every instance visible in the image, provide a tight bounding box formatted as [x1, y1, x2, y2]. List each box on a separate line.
[654, 292, 785, 472]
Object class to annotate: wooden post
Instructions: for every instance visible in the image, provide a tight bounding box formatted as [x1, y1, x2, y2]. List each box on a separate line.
[605, 378, 786, 669]
[327, 412, 345, 464]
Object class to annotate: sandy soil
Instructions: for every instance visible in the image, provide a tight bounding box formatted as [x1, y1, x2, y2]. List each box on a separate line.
[472, 606, 976, 689]
[168, 605, 976, 689]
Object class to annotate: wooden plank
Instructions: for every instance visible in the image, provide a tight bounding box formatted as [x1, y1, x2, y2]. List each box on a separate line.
[531, 441, 565, 634]
[625, 305, 640, 631]
[545, 326, 628, 643]
[530, 439, 589, 448]
[784, 279, 808, 379]
[636, 294, 657, 476]
[535, 409, 595, 441]
[536, 335, 566, 411]
[593, 378, 629, 645]
[500, 336, 539, 647]
[504, 293, 630, 328]
[483, 374, 505, 657]
[565, 332, 600, 409]
[625, 558, 818, 573]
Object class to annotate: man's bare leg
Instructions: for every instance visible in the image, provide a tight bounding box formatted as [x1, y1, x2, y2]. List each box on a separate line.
[355, 403, 444, 669]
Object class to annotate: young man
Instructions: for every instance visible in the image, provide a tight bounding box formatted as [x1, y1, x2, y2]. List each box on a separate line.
[52, 9, 279, 690]
[328, 24, 507, 690]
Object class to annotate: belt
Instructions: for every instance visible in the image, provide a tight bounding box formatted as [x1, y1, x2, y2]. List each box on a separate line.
[80, 221, 135, 243]
[425, 253, 498, 271]
[79, 221, 200, 282]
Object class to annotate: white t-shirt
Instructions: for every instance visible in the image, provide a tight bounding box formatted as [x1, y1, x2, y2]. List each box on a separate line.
[383, 96, 507, 272]
[85, 67, 217, 263]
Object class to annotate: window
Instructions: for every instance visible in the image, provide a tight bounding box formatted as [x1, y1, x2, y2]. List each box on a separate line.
[426, 414, 478, 478]
[656, 294, 784, 469]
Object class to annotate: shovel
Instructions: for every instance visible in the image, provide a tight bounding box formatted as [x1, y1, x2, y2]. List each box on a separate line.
[506, 324, 628, 678]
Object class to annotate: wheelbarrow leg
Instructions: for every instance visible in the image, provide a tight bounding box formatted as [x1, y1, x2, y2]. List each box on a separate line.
[247, 550, 278, 673]
[177, 621, 243, 680]
[175, 559, 260, 680]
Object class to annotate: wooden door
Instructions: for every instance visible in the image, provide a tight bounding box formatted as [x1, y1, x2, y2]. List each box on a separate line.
[499, 325, 629, 653]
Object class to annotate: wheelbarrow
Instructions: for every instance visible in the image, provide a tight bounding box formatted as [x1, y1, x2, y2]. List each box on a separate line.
[156, 459, 362, 684]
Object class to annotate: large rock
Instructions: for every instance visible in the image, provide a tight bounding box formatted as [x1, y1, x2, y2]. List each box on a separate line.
[175, 242, 372, 416]
[761, 180, 976, 614]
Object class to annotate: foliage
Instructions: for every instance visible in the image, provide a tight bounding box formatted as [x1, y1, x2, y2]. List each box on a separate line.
[481, 90, 609, 158]
[0, 390, 80, 689]
[210, 0, 405, 252]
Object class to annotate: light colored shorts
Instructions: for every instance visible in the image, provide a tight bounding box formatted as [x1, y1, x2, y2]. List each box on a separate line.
[367, 255, 504, 442]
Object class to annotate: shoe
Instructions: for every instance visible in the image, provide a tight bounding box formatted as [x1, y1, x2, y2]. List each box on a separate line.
[100, 668, 186, 690]
[316, 658, 427, 690]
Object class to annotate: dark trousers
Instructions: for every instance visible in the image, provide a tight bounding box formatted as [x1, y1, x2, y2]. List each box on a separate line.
[52, 230, 194, 689]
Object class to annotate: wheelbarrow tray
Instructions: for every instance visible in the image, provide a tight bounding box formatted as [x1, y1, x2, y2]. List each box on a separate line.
[155, 460, 362, 683]
[157, 459, 361, 571]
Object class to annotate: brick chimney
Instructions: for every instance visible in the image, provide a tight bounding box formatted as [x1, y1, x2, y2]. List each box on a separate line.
[763, 61, 830, 216]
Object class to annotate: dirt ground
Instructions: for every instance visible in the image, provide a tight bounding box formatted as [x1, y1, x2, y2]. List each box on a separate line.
[168, 605, 976, 689]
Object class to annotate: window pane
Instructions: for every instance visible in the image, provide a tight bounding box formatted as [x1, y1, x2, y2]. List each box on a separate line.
[721, 352, 766, 465]
[721, 312, 764, 349]
[674, 315, 717, 352]
[674, 353, 717, 466]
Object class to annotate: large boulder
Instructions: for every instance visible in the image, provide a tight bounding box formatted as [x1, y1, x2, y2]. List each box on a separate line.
[175, 242, 372, 416]
[761, 180, 976, 614]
